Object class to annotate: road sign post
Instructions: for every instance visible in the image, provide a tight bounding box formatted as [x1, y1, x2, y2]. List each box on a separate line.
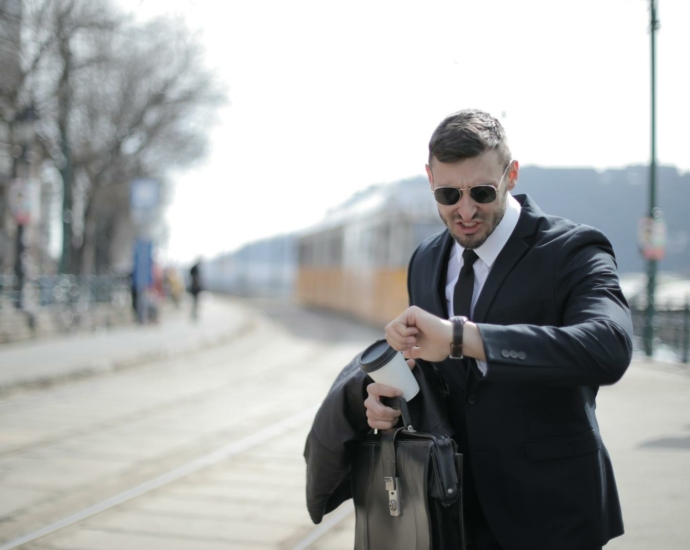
[130, 179, 160, 323]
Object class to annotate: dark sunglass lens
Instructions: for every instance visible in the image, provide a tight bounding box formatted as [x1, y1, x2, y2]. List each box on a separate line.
[434, 188, 461, 205]
[469, 186, 497, 204]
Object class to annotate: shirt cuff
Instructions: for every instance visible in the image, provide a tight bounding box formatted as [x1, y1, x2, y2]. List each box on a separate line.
[476, 359, 488, 376]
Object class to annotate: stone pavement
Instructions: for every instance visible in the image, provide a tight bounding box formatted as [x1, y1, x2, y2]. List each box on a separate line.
[1, 298, 689, 549]
[0, 294, 255, 393]
[0, 301, 371, 550]
[597, 357, 690, 550]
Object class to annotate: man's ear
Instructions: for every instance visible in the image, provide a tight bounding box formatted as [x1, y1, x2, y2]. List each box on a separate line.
[425, 164, 433, 189]
[507, 160, 519, 191]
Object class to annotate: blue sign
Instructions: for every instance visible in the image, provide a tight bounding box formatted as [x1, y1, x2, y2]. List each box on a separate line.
[133, 239, 153, 292]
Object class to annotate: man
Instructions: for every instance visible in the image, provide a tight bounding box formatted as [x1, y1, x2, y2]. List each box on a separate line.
[364, 109, 633, 549]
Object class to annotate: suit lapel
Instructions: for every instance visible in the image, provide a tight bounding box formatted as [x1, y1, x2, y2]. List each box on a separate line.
[429, 231, 454, 319]
[472, 196, 541, 323]
[466, 196, 542, 390]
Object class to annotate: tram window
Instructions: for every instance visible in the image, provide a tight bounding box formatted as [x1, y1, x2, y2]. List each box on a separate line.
[299, 240, 314, 266]
[329, 234, 343, 266]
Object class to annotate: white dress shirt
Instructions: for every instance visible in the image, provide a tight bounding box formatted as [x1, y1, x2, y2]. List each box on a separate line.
[445, 193, 522, 374]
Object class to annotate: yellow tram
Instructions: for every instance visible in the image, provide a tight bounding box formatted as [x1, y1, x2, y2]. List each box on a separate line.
[296, 176, 444, 327]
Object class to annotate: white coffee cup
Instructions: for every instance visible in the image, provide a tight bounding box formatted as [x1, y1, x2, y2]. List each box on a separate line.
[358, 339, 420, 401]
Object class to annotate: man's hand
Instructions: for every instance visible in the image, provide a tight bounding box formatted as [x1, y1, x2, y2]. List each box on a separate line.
[384, 306, 453, 362]
[364, 382, 403, 430]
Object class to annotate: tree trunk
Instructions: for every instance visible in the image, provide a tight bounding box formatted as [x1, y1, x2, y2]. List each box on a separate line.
[81, 187, 98, 275]
[58, 27, 74, 274]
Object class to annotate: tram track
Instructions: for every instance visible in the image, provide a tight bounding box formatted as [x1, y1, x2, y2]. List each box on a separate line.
[0, 316, 283, 459]
[0, 406, 319, 550]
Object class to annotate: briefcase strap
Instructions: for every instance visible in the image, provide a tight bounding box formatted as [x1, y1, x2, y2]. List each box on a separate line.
[380, 396, 414, 431]
[381, 427, 406, 516]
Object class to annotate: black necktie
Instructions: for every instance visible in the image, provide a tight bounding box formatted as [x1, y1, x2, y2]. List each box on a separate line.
[453, 249, 479, 319]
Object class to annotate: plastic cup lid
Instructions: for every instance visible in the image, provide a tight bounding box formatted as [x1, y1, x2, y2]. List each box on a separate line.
[358, 339, 397, 373]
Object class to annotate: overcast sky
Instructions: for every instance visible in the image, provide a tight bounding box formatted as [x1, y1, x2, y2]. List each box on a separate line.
[118, 0, 690, 264]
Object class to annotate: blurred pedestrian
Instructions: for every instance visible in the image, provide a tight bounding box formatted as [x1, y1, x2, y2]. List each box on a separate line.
[147, 262, 164, 323]
[188, 259, 203, 320]
[165, 267, 184, 308]
[129, 270, 138, 320]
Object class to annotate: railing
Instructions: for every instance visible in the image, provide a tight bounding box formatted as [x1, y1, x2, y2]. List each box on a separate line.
[0, 274, 133, 336]
[630, 299, 690, 364]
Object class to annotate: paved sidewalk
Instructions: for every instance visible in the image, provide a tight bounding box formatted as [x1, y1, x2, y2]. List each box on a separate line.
[0, 294, 255, 393]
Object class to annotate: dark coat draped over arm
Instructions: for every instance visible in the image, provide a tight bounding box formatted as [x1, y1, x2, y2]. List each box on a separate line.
[304, 354, 453, 524]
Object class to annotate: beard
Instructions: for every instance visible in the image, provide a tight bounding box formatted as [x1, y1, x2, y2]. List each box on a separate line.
[439, 190, 509, 249]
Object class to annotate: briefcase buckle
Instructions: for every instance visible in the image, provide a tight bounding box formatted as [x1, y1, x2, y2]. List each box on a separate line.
[384, 476, 402, 516]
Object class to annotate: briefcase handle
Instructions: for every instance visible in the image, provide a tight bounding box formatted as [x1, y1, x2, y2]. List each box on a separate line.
[380, 396, 414, 432]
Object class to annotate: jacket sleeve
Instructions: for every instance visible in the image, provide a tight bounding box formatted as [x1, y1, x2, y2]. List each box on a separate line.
[477, 227, 633, 386]
[303, 356, 370, 524]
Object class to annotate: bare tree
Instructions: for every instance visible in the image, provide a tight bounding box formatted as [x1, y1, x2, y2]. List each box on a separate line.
[2, 0, 124, 273]
[2, 0, 225, 274]
[71, 16, 224, 273]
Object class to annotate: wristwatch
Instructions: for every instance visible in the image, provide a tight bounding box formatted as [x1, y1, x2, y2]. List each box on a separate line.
[449, 316, 468, 359]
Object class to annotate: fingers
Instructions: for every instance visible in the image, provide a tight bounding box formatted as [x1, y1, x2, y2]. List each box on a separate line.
[385, 307, 428, 351]
[407, 346, 423, 359]
[365, 383, 402, 430]
[385, 305, 452, 363]
[368, 382, 402, 399]
[385, 321, 419, 351]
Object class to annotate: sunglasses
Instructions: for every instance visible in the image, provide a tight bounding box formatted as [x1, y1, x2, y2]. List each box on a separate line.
[432, 161, 512, 206]
[433, 184, 498, 205]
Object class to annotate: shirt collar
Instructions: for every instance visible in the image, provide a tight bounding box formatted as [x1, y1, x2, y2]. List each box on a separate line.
[454, 193, 522, 269]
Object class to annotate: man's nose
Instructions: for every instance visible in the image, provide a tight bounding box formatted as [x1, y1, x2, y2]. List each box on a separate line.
[455, 191, 477, 221]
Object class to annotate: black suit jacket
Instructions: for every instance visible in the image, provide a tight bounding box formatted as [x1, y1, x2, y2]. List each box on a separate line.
[408, 194, 633, 549]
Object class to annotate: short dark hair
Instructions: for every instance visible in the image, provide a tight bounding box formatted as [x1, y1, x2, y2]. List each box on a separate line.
[428, 109, 511, 167]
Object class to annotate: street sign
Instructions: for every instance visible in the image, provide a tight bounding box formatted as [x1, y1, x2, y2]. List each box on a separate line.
[638, 215, 666, 261]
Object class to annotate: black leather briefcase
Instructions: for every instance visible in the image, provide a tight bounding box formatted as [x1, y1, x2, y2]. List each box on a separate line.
[351, 397, 466, 550]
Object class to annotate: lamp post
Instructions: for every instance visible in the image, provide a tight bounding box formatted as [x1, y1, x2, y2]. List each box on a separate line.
[642, 0, 660, 357]
[11, 105, 38, 310]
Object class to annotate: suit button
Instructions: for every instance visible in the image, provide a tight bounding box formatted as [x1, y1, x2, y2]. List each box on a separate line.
[501, 349, 510, 358]
[509, 350, 519, 359]
[518, 351, 527, 360]
[468, 394, 477, 405]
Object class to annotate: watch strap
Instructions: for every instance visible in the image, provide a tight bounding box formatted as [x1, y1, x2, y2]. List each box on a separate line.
[449, 316, 468, 359]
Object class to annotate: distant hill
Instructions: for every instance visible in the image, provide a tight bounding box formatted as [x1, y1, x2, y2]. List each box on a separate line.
[517, 165, 690, 275]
